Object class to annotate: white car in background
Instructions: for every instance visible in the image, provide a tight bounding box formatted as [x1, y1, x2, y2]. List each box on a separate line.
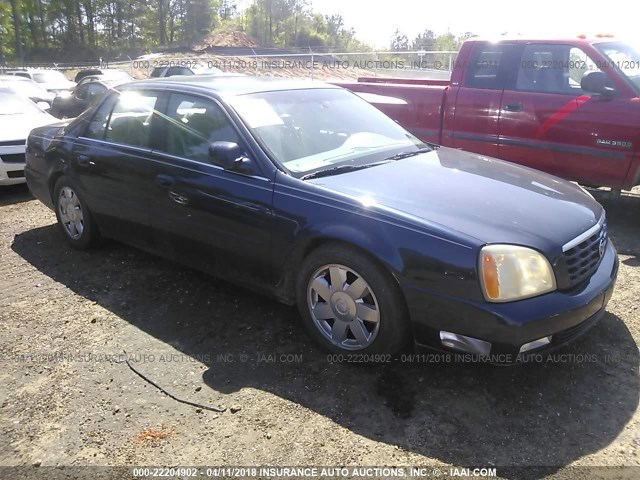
[6, 69, 76, 96]
[0, 88, 58, 186]
[0, 75, 55, 108]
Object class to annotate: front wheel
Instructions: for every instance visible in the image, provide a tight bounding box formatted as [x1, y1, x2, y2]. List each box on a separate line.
[296, 244, 410, 354]
[53, 176, 101, 249]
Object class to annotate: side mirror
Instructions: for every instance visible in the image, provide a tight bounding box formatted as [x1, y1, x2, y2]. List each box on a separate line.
[36, 101, 51, 111]
[208, 141, 255, 175]
[581, 71, 615, 96]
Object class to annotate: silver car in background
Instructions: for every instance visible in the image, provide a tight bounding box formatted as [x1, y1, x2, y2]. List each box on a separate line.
[0, 88, 59, 186]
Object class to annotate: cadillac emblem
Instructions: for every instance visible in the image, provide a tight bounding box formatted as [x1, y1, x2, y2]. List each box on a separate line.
[598, 237, 607, 257]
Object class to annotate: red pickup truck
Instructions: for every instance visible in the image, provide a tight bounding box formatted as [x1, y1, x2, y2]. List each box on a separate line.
[336, 37, 640, 192]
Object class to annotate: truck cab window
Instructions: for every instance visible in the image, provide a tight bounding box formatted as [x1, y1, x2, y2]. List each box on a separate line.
[568, 48, 603, 90]
[516, 44, 603, 95]
[465, 43, 515, 90]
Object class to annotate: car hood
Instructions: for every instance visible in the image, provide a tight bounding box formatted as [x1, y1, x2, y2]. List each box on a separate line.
[0, 112, 59, 142]
[308, 147, 603, 254]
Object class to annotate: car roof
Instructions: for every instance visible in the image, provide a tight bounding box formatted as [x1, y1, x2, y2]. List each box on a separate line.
[125, 75, 339, 97]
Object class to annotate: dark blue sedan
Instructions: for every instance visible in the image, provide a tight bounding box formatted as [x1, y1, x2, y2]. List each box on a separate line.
[24, 76, 618, 360]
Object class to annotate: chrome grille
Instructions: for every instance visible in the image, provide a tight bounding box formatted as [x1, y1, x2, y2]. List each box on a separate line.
[563, 220, 607, 288]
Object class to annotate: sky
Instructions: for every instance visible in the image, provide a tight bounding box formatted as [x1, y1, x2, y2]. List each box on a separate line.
[245, 0, 638, 49]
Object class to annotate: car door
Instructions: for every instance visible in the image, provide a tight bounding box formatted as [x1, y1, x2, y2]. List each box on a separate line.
[498, 43, 635, 188]
[145, 92, 275, 283]
[447, 42, 518, 157]
[70, 89, 165, 248]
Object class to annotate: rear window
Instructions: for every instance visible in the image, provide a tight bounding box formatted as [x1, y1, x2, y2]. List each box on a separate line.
[32, 71, 67, 83]
[166, 66, 194, 77]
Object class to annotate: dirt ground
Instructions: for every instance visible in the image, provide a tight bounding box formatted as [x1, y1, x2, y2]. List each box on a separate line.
[0, 184, 639, 479]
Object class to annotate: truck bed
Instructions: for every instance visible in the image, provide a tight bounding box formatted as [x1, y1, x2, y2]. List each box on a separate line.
[334, 79, 448, 144]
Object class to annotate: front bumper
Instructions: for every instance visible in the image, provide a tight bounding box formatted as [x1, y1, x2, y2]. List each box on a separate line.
[0, 145, 27, 186]
[407, 241, 618, 359]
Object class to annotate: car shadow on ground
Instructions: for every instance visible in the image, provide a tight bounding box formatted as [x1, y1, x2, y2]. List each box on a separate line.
[0, 184, 33, 207]
[11, 210, 640, 477]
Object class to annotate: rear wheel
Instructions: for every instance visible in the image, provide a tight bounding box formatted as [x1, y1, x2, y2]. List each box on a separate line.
[53, 177, 101, 249]
[296, 244, 410, 354]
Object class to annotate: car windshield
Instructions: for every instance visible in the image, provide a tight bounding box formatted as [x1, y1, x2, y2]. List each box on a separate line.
[0, 91, 43, 115]
[595, 41, 640, 93]
[5, 79, 48, 97]
[228, 88, 427, 177]
[32, 70, 68, 84]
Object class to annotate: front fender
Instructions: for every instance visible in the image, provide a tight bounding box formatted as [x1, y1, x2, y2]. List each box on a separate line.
[271, 172, 481, 304]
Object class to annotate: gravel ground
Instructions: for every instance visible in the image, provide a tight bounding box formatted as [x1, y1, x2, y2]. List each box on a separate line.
[0, 183, 639, 479]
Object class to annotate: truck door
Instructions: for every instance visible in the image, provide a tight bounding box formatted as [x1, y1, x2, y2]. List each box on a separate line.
[446, 42, 518, 157]
[498, 43, 635, 189]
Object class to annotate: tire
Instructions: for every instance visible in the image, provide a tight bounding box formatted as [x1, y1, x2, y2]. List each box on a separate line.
[53, 176, 101, 249]
[296, 243, 410, 354]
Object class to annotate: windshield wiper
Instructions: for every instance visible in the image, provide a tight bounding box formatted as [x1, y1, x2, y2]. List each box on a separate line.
[383, 147, 432, 161]
[300, 161, 392, 180]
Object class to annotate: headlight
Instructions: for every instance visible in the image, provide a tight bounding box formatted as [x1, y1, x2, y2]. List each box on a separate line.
[479, 245, 556, 302]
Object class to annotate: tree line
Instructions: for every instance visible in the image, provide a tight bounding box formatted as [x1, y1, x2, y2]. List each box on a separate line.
[390, 28, 475, 52]
[0, 0, 371, 62]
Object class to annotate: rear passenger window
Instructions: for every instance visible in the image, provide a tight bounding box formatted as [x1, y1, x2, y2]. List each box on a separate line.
[85, 95, 116, 140]
[105, 91, 160, 148]
[465, 44, 515, 89]
[159, 94, 241, 162]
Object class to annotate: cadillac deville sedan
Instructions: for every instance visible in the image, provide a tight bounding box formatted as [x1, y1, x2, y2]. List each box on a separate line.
[25, 76, 618, 359]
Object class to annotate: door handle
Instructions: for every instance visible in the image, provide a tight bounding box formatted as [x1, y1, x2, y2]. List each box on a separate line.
[76, 154, 92, 166]
[169, 191, 189, 205]
[155, 174, 176, 188]
[504, 103, 523, 112]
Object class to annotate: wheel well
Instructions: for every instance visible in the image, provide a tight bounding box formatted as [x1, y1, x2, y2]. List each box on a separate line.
[48, 171, 64, 204]
[285, 238, 410, 315]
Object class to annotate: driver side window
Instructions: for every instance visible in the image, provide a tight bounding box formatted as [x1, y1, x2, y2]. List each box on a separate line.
[568, 48, 603, 90]
[159, 94, 241, 162]
[516, 44, 604, 94]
